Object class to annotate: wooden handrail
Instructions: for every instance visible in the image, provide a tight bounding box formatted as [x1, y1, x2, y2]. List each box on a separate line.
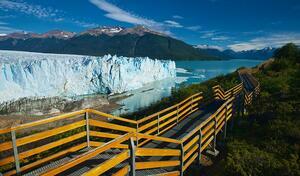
[87, 109, 137, 124]
[137, 92, 202, 124]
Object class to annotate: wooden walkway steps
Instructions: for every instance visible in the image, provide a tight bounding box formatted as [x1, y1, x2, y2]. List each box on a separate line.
[0, 72, 260, 176]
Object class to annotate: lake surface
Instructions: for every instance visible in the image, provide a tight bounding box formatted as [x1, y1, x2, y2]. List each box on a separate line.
[112, 59, 262, 115]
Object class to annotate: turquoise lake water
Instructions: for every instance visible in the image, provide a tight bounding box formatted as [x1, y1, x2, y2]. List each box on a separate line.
[112, 59, 262, 115]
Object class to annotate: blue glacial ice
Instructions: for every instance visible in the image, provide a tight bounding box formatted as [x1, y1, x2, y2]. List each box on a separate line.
[0, 50, 176, 103]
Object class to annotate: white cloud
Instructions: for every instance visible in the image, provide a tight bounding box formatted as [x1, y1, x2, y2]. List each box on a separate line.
[0, 0, 100, 30]
[228, 33, 300, 51]
[89, 0, 160, 26]
[211, 36, 229, 41]
[173, 15, 183, 19]
[0, 0, 58, 19]
[199, 30, 217, 38]
[194, 44, 224, 51]
[186, 25, 201, 31]
[74, 20, 99, 28]
[89, 0, 173, 34]
[164, 20, 183, 28]
[0, 25, 21, 34]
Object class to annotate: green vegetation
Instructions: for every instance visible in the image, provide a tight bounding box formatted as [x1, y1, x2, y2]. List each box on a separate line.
[124, 43, 300, 175]
[217, 43, 300, 176]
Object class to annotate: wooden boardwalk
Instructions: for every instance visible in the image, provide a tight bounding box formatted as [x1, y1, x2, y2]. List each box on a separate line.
[0, 72, 259, 176]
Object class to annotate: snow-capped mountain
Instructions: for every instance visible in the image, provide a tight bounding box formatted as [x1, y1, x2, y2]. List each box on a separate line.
[0, 26, 216, 60]
[0, 30, 76, 40]
[0, 50, 176, 103]
[79, 26, 124, 36]
[223, 47, 276, 60]
[195, 45, 276, 60]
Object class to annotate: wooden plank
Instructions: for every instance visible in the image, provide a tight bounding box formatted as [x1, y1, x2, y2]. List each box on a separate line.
[192, 96, 203, 103]
[0, 131, 86, 166]
[89, 141, 128, 149]
[181, 123, 201, 143]
[88, 109, 137, 124]
[183, 144, 199, 162]
[3, 143, 87, 176]
[41, 133, 132, 176]
[159, 121, 177, 135]
[0, 127, 11, 135]
[83, 150, 129, 176]
[178, 105, 191, 120]
[136, 148, 180, 157]
[16, 120, 86, 148]
[137, 133, 181, 144]
[226, 113, 232, 121]
[216, 109, 226, 122]
[159, 109, 177, 122]
[200, 114, 215, 128]
[136, 160, 180, 170]
[159, 116, 177, 130]
[216, 121, 225, 134]
[178, 108, 197, 123]
[0, 141, 12, 153]
[12, 110, 86, 131]
[201, 129, 214, 144]
[19, 132, 86, 160]
[138, 119, 157, 132]
[155, 171, 180, 176]
[183, 135, 199, 152]
[89, 131, 120, 139]
[144, 125, 158, 135]
[201, 121, 214, 135]
[137, 139, 151, 147]
[200, 136, 214, 152]
[178, 101, 192, 112]
[89, 119, 135, 132]
[112, 165, 129, 176]
[183, 152, 198, 171]
[137, 92, 201, 124]
[217, 115, 226, 128]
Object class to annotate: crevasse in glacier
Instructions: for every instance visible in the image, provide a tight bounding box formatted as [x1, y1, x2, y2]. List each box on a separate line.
[0, 50, 176, 103]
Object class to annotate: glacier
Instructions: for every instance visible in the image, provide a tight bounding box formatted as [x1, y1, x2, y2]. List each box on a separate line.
[0, 50, 176, 103]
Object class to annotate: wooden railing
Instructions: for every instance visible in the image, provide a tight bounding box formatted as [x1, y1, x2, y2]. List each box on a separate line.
[0, 109, 137, 176]
[179, 97, 234, 175]
[41, 132, 182, 176]
[212, 82, 243, 101]
[136, 93, 203, 146]
[0, 73, 260, 176]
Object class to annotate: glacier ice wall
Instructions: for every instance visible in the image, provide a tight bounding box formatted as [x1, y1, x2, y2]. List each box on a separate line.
[0, 50, 176, 103]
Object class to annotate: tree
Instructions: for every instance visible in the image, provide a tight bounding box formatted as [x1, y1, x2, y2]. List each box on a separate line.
[274, 43, 300, 62]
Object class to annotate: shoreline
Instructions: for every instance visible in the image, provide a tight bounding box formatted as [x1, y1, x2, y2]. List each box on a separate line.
[0, 93, 127, 129]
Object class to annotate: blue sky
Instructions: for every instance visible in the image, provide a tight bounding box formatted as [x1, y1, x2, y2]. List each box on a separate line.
[0, 0, 299, 51]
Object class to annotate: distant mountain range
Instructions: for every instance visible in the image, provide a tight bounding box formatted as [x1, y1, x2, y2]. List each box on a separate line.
[194, 45, 276, 60]
[0, 26, 275, 60]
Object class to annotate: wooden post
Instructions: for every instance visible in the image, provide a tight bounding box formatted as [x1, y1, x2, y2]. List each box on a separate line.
[129, 137, 136, 176]
[11, 130, 20, 174]
[197, 128, 202, 165]
[157, 114, 160, 134]
[179, 143, 184, 176]
[85, 111, 90, 147]
[213, 115, 217, 151]
[224, 105, 228, 139]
